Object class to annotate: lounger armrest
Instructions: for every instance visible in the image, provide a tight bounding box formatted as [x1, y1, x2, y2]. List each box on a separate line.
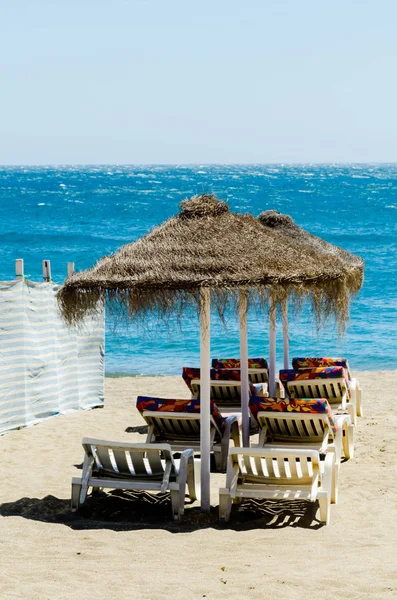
[251, 383, 268, 397]
[180, 448, 195, 462]
[320, 451, 335, 498]
[224, 414, 239, 426]
[223, 415, 241, 447]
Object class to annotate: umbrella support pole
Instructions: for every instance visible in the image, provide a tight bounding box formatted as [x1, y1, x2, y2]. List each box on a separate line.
[200, 287, 211, 512]
[269, 298, 277, 397]
[239, 290, 250, 447]
[282, 298, 289, 370]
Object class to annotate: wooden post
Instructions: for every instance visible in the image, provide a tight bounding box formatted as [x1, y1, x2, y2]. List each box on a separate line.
[282, 298, 289, 370]
[200, 287, 211, 512]
[15, 259, 24, 278]
[67, 262, 75, 278]
[269, 297, 277, 397]
[239, 289, 250, 447]
[42, 260, 51, 282]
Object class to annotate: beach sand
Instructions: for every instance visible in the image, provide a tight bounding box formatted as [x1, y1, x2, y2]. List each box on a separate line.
[1, 371, 396, 600]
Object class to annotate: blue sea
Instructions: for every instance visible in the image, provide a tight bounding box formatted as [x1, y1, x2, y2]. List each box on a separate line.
[0, 164, 396, 373]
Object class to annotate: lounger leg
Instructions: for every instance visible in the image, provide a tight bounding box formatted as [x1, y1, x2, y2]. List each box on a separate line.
[231, 421, 241, 448]
[317, 491, 330, 525]
[186, 456, 197, 502]
[71, 479, 82, 512]
[342, 423, 355, 460]
[219, 490, 232, 522]
[331, 464, 339, 505]
[214, 450, 224, 472]
[347, 403, 357, 426]
[356, 387, 363, 417]
[170, 490, 181, 521]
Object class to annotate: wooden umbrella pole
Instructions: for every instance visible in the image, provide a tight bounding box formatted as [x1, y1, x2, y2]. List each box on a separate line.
[269, 297, 277, 397]
[200, 287, 211, 511]
[282, 298, 289, 370]
[239, 290, 250, 447]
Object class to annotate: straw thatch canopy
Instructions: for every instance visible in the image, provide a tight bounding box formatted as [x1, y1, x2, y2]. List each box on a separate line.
[58, 194, 364, 329]
[258, 210, 364, 281]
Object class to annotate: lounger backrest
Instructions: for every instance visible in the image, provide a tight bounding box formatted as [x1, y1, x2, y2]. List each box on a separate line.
[249, 396, 337, 439]
[183, 367, 242, 391]
[230, 448, 320, 489]
[279, 368, 348, 406]
[256, 412, 330, 445]
[192, 378, 242, 405]
[212, 358, 269, 384]
[82, 438, 174, 480]
[292, 357, 352, 380]
[137, 396, 225, 438]
[142, 411, 219, 444]
[182, 367, 201, 392]
[183, 367, 256, 407]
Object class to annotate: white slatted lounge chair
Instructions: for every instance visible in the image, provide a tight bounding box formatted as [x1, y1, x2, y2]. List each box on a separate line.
[255, 410, 353, 468]
[292, 357, 363, 417]
[191, 378, 243, 410]
[219, 447, 335, 525]
[212, 358, 269, 385]
[280, 368, 357, 426]
[182, 368, 267, 412]
[71, 438, 196, 521]
[142, 409, 240, 472]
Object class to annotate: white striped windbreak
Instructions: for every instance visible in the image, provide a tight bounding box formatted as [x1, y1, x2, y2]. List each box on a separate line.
[0, 279, 104, 434]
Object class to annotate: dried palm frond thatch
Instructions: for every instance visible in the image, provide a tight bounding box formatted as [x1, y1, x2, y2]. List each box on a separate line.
[58, 194, 364, 331]
[258, 209, 364, 287]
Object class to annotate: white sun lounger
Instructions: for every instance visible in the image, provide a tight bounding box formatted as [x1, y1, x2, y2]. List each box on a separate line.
[219, 447, 335, 525]
[189, 378, 267, 411]
[254, 410, 352, 504]
[284, 377, 357, 426]
[255, 409, 353, 466]
[291, 358, 363, 417]
[71, 438, 197, 520]
[142, 411, 240, 471]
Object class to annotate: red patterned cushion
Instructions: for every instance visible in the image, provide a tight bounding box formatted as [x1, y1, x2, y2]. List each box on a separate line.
[292, 357, 352, 380]
[182, 367, 258, 398]
[279, 367, 345, 382]
[249, 396, 337, 435]
[212, 358, 268, 370]
[136, 396, 225, 430]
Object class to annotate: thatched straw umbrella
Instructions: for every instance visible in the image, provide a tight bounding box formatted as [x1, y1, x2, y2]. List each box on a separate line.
[58, 194, 364, 511]
[258, 210, 364, 377]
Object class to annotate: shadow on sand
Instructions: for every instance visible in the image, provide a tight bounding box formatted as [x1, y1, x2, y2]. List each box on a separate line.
[0, 491, 323, 532]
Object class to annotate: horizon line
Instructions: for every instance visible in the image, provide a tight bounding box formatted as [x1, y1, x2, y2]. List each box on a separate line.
[1, 161, 397, 168]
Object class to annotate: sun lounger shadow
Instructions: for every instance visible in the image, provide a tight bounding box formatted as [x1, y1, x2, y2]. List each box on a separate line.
[231, 498, 323, 530]
[125, 425, 148, 434]
[0, 493, 214, 532]
[0, 493, 323, 532]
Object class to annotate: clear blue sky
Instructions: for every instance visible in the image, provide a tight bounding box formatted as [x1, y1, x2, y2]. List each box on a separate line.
[1, 0, 396, 164]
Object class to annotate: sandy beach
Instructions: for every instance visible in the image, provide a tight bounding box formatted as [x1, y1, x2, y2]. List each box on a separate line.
[1, 371, 396, 600]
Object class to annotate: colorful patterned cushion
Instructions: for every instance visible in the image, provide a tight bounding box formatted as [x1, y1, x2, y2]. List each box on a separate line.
[212, 358, 268, 370]
[182, 367, 242, 389]
[292, 357, 352, 380]
[182, 367, 200, 391]
[249, 396, 337, 436]
[136, 396, 225, 431]
[182, 367, 258, 398]
[279, 367, 345, 383]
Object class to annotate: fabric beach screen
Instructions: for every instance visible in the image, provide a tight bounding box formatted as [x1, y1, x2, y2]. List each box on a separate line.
[0, 278, 104, 435]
